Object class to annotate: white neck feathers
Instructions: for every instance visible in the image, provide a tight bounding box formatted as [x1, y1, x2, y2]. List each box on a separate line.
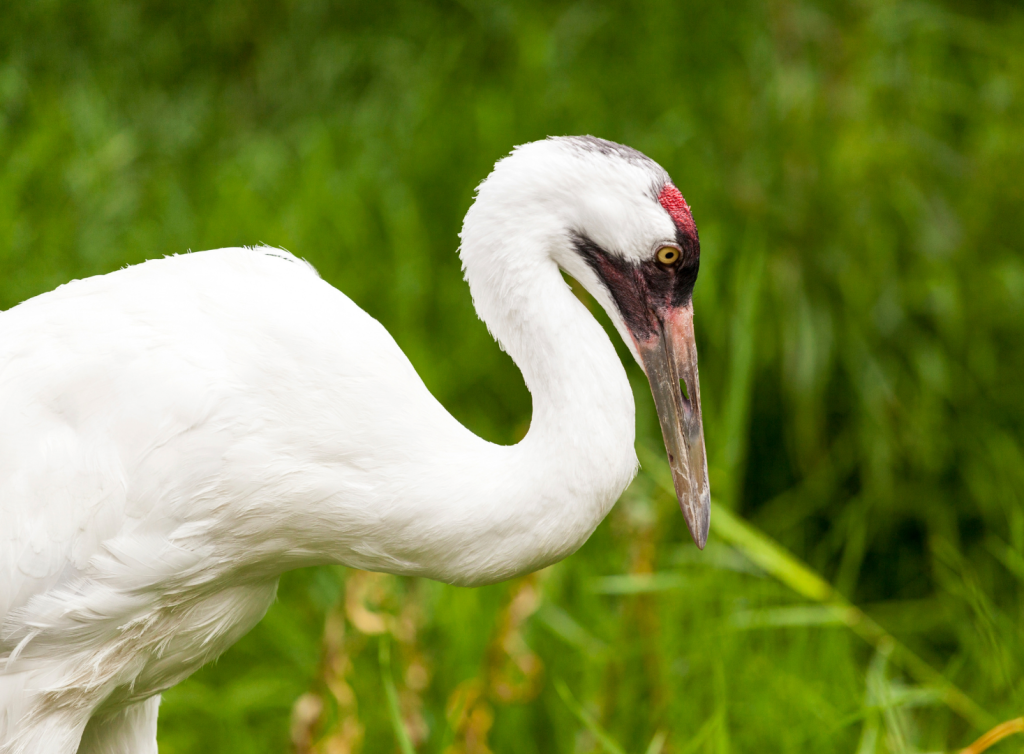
[432, 155, 638, 584]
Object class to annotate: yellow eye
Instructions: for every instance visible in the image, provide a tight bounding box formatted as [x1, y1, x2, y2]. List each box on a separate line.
[657, 246, 680, 265]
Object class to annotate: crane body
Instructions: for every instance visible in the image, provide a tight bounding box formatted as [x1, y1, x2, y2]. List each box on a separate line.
[0, 137, 708, 753]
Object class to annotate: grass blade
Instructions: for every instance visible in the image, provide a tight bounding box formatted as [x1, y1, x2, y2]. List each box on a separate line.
[960, 717, 1024, 754]
[379, 636, 415, 754]
[553, 678, 627, 754]
[675, 715, 720, 754]
[589, 572, 688, 594]
[644, 729, 668, 754]
[730, 604, 853, 629]
[534, 603, 608, 657]
[717, 228, 765, 507]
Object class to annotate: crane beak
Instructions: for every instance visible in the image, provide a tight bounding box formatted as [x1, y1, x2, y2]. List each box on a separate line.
[636, 302, 710, 548]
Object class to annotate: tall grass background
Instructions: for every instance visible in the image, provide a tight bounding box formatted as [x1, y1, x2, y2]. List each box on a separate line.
[2, 1, 1024, 751]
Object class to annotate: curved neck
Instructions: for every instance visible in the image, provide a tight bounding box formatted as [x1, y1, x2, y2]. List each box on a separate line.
[429, 223, 637, 584]
[473, 235, 636, 456]
[280, 185, 642, 587]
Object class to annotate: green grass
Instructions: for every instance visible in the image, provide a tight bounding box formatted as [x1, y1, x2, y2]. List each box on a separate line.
[2, 0, 1024, 751]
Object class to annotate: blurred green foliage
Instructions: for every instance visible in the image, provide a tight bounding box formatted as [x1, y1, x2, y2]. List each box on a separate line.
[3, 0, 1024, 752]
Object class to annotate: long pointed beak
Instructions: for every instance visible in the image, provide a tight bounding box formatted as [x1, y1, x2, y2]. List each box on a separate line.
[636, 303, 710, 548]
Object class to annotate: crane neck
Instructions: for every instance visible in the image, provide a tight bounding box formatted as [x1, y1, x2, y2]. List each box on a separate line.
[444, 212, 638, 583]
[472, 238, 635, 450]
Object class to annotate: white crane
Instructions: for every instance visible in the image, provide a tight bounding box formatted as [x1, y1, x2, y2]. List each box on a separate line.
[0, 136, 709, 753]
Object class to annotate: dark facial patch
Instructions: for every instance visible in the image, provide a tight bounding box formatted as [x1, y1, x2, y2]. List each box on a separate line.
[572, 231, 700, 343]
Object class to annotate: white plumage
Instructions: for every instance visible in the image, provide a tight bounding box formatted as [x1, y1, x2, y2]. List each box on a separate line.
[0, 137, 708, 753]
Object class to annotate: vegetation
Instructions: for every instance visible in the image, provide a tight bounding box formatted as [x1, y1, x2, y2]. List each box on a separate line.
[2, 0, 1024, 751]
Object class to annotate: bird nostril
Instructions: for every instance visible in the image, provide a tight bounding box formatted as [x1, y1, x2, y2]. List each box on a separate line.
[679, 378, 691, 406]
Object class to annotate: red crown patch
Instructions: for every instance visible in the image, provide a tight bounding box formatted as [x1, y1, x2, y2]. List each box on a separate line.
[658, 183, 696, 237]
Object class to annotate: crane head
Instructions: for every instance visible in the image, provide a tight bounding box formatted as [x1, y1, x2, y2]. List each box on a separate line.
[463, 135, 711, 548]
[552, 137, 710, 548]
[569, 190, 708, 548]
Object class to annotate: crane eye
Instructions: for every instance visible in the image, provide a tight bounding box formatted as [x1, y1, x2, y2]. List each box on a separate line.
[656, 246, 680, 265]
